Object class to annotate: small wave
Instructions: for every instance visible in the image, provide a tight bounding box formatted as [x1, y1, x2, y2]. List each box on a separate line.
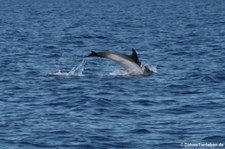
[129, 128, 151, 134]
[203, 135, 225, 142]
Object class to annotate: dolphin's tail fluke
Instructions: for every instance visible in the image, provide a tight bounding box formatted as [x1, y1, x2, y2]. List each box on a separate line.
[87, 51, 98, 57]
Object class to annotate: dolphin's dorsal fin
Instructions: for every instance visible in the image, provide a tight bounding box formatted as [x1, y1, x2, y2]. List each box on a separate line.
[130, 48, 141, 65]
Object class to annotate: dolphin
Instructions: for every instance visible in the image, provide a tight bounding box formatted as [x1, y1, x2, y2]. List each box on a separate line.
[87, 48, 154, 76]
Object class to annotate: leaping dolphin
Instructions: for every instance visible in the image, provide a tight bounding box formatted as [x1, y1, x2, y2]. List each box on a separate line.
[87, 48, 154, 76]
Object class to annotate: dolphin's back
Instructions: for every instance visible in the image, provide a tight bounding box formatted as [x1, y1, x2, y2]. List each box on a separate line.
[88, 49, 140, 65]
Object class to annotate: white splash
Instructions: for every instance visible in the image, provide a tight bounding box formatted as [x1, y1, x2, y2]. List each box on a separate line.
[47, 59, 156, 77]
[47, 59, 86, 77]
[47, 70, 71, 76]
[149, 65, 157, 73]
[69, 59, 86, 76]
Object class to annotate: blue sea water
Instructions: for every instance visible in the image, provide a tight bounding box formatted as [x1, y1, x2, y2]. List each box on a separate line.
[1, 0, 225, 148]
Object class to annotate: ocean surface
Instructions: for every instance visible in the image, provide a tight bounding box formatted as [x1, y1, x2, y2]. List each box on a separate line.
[1, 0, 225, 148]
